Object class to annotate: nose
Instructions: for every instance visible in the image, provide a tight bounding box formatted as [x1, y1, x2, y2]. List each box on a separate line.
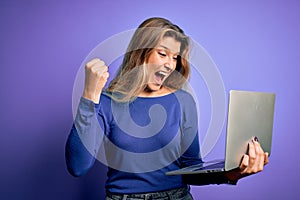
[164, 57, 176, 72]
[164, 64, 172, 72]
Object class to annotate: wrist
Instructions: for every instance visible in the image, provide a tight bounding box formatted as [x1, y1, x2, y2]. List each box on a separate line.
[225, 168, 246, 182]
[82, 90, 101, 104]
[82, 90, 93, 100]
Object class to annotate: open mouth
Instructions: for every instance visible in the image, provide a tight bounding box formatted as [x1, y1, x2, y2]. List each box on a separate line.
[153, 71, 168, 85]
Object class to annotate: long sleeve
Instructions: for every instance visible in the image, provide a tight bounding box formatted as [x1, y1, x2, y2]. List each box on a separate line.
[65, 97, 104, 177]
[179, 92, 203, 168]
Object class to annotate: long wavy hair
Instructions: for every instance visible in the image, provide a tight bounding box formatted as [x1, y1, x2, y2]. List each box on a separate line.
[106, 17, 191, 102]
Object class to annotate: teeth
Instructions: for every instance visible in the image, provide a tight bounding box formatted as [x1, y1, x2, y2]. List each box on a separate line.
[158, 71, 167, 76]
[155, 71, 168, 82]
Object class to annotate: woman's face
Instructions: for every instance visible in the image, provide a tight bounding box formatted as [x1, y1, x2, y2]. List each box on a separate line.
[145, 36, 181, 92]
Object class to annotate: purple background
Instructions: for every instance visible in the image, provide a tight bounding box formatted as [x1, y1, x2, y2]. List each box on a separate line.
[1, 0, 299, 199]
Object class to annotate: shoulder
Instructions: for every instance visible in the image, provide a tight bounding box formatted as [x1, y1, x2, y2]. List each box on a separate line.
[98, 92, 113, 112]
[174, 89, 197, 106]
[100, 91, 112, 100]
[100, 91, 120, 104]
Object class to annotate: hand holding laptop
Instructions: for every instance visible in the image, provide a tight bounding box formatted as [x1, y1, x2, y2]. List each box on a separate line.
[225, 136, 269, 182]
[178, 136, 271, 186]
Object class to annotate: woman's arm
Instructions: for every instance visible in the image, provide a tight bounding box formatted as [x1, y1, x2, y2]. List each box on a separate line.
[178, 91, 203, 168]
[65, 58, 109, 177]
[65, 97, 103, 177]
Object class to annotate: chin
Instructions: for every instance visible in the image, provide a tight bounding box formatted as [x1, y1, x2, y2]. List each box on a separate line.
[147, 83, 162, 92]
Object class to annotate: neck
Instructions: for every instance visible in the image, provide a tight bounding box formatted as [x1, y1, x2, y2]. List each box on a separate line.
[138, 86, 174, 97]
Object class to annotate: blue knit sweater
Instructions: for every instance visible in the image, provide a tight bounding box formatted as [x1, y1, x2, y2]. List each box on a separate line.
[65, 90, 203, 194]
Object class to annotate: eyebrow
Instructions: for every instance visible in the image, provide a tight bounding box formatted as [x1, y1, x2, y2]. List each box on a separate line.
[157, 45, 180, 55]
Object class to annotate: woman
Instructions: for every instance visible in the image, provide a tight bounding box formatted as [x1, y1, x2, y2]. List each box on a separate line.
[66, 17, 268, 200]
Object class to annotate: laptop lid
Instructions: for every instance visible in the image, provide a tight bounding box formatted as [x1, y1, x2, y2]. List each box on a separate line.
[224, 90, 276, 170]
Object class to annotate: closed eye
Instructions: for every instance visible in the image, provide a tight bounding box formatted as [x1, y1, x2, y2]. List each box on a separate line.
[158, 52, 166, 57]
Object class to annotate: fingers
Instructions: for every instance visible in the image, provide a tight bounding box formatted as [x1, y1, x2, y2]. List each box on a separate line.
[86, 58, 108, 78]
[83, 58, 109, 103]
[97, 71, 110, 90]
[248, 140, 256, 169]
[264, 152, 269, 165]
[239, 137, 269, 175]
[86, 58, 103, 68]
[239, 154, 249, 174]
[102, 71, 110, 79]
[253, 138, 265, 172]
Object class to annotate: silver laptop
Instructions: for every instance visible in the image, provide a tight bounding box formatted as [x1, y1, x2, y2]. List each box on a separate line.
[166, 90, 276, 175]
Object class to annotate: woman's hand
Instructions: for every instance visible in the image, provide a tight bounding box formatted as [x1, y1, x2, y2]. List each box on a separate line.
[82, 58, 109, 104]
[225, 137, 269, 182]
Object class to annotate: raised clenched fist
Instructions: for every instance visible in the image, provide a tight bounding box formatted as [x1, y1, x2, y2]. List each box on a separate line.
[82, 58, 109, 103]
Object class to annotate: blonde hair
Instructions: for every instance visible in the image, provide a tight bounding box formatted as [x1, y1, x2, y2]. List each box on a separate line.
[107, 17, 190, 102]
